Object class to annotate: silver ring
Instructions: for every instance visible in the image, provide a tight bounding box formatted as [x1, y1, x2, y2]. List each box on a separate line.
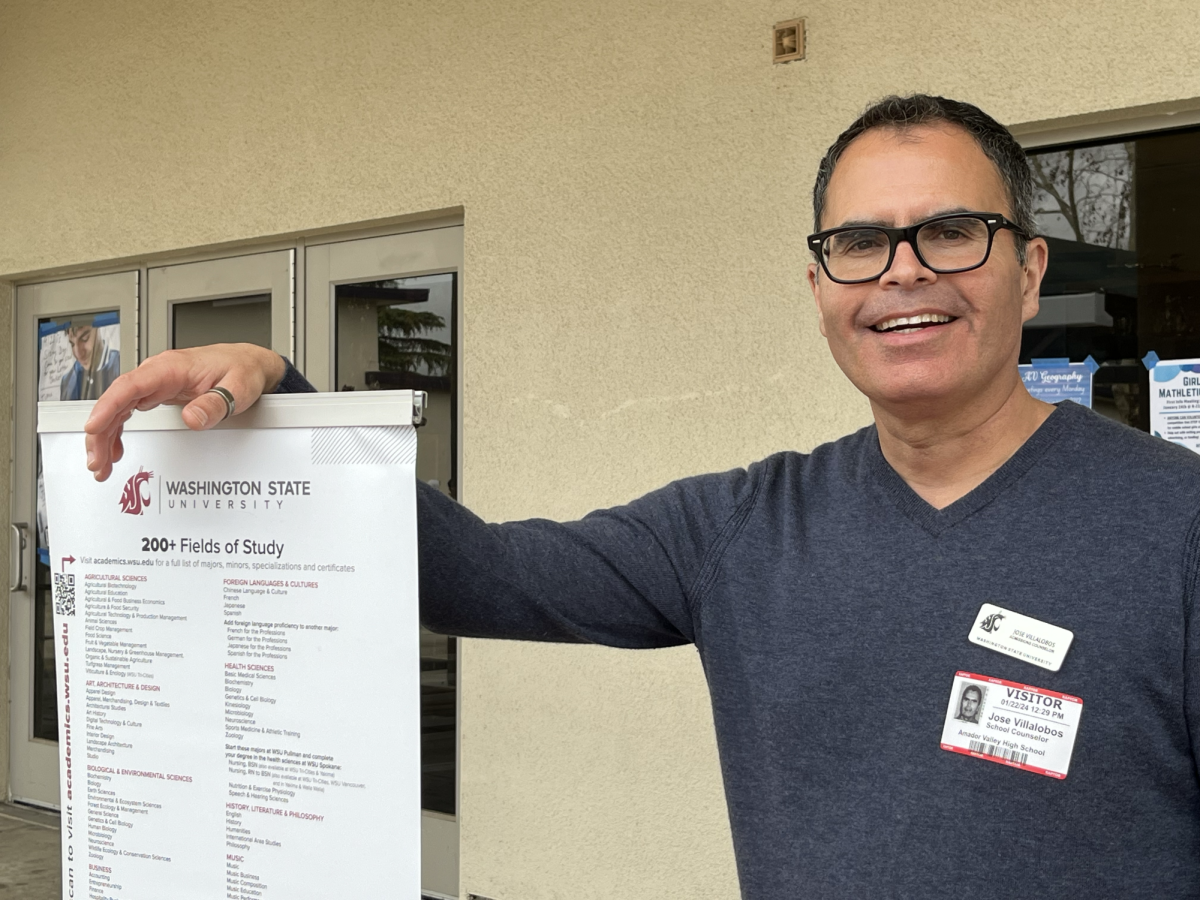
[206, 386, 236, 421]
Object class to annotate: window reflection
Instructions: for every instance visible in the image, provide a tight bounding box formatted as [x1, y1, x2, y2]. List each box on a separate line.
[1026, 129, 1200, 431]
[335, 273, 457, 815]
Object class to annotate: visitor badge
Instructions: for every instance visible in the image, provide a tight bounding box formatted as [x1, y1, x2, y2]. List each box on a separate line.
[940, 671, 1083, 779]
[969, 603, 1074, 672]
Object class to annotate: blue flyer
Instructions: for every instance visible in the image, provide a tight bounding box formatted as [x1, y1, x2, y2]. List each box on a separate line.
[1017, 357, 1096, 408]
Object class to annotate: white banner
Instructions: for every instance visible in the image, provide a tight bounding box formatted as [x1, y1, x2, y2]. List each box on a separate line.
[39, 392, 423, 900]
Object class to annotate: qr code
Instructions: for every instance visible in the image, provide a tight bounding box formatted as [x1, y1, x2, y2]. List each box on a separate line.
[53, 573, 76, 617]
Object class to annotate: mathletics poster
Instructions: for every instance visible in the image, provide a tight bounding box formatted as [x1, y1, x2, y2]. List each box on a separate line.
[1144, 352, 1200, 454]
[39, 393, 422, 899]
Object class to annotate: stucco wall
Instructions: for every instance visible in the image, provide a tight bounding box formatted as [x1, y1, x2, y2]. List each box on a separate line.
[2, 0, 1200, 895]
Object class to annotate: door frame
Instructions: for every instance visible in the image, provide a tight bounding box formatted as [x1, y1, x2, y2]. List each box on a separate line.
[147, 250, 294, 358]
[8, 270, 140, 806]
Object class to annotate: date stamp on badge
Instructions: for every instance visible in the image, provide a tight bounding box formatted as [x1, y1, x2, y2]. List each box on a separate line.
[940, 671, 1083, 779]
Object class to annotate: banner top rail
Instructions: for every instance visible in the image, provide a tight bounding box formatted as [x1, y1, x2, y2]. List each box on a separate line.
[37, 390, 427, 433]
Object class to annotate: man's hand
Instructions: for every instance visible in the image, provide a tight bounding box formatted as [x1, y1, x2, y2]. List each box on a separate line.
[84, 343, 287, 482]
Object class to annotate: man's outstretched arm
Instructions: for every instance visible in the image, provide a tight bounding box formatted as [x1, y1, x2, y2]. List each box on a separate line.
[83, 346, 751, 650]
[413, 469, 756, 649]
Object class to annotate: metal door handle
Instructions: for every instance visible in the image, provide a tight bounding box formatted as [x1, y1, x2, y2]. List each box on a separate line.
[10, 522, 28, 592]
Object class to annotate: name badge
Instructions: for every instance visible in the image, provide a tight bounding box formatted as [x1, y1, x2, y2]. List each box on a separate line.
[969, 602, 1074, 672]
[940, 671, 1083, 779]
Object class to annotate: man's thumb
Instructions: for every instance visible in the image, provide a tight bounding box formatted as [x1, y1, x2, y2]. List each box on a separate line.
[181, 386, 237, 431]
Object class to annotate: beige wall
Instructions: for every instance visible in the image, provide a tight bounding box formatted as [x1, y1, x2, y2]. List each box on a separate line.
[3, 0, 1200, 895]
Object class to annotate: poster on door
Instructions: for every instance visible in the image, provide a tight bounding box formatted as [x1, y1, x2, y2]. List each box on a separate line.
[39, 391, 424, 899]
[1144, 352, 1200, 454]
[37, 312, 122, 564]
[38, 312, 121, 402]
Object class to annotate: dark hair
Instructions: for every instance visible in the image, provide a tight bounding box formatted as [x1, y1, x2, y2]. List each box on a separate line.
[812, 94, 1036, 262]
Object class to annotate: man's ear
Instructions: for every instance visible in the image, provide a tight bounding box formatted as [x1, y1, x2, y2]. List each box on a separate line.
[1019, 237, 1049, 325]
[807, 262, 828, 338]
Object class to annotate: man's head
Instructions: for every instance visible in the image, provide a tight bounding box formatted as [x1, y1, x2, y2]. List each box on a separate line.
[812, 95, 1038, 255]
[67, 324, 97, 366]
[959, 685, 982, 720]
[806, 95, 1048, 417]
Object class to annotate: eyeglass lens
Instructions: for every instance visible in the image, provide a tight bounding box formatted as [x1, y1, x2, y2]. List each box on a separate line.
[823, 216, 992, 281]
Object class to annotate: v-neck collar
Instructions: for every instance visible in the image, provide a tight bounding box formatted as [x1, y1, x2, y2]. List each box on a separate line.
[864, 401, 1081, 536]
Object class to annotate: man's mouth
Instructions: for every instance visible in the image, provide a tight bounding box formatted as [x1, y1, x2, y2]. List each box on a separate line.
[870, 313, 957, 334]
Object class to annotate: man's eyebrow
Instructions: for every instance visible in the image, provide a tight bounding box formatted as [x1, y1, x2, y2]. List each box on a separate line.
[830, 207, 976, 229]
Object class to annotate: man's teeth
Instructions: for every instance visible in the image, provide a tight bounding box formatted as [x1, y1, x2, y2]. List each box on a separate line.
[873, 313, 954, 333]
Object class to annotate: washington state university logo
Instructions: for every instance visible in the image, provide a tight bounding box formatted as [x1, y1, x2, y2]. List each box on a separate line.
[119, 468, 153, 515]
[978, 612, 1006, 633]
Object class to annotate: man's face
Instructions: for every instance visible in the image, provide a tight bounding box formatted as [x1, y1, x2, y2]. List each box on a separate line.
[808, 125, 1047, 413]
[68, 326, 96, 365]
[960, 690, 980, 720]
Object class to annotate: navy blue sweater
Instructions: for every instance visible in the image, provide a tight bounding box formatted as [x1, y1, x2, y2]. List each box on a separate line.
[277, 366, 1200, 896]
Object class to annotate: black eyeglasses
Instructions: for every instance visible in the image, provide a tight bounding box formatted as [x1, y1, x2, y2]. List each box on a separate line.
[807, 212, 1031, 284]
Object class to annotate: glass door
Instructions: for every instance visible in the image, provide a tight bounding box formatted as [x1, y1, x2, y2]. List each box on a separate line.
[147, 250, 294, 357]
[10, 271, 139, 806]
[306, 225, 462, 898]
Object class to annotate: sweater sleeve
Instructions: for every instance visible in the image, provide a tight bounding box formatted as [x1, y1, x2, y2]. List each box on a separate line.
[1185, 510, 1200, 784]
[268, 353, 761, 650]
[272, 357, 318, 394]
[417, 468, 759, 650]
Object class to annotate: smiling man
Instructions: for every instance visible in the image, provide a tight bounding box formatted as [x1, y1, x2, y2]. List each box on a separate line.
[83, 95, 1200, 897]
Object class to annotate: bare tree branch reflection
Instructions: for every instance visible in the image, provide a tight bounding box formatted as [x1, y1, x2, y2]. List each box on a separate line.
[1030, 143, 1134, 250]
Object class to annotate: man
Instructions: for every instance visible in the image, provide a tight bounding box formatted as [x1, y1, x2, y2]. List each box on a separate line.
[955, 685, 982, 724]
[60, 321, 120, 401]
[83, 95, 1200, 897]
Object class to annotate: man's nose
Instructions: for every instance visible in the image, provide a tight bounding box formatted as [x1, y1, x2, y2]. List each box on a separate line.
[880, 239, 937, 288]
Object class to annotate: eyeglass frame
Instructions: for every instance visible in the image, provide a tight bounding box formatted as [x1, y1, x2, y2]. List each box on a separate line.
[806, 212, 1034, 285]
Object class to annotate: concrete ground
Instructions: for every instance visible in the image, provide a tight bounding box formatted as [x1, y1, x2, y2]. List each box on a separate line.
[0, 803, 59, 900]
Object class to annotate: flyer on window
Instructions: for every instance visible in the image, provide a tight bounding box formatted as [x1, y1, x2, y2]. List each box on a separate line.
[1017, 357, 1095, 409]
[1144, 352, 1200, 454]
[39, 392, 424, 900]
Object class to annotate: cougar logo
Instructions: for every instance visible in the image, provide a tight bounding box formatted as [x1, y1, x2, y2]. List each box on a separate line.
[119, 468, 153, 515]
[978, 612, 1005, 633]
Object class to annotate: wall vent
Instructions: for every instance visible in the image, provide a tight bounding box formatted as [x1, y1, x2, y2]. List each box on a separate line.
[773, 18, 805, 63]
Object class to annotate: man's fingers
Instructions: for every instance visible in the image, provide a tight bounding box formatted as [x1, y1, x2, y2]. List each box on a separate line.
[87, 424, 121, 480]
[82, 344, 282, 476]
[86, 409, 134, 481]
[87, 431, 116, 482]
[85, 359, 188, 435]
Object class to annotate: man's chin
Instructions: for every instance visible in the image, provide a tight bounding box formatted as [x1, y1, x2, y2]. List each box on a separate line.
[858, 380, 969, 412]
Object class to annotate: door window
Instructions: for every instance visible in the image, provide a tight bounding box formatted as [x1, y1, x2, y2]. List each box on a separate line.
[1025, 127, 1200, 428]
[335, 272, 457, 815]
[173, 295, 272, 349]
